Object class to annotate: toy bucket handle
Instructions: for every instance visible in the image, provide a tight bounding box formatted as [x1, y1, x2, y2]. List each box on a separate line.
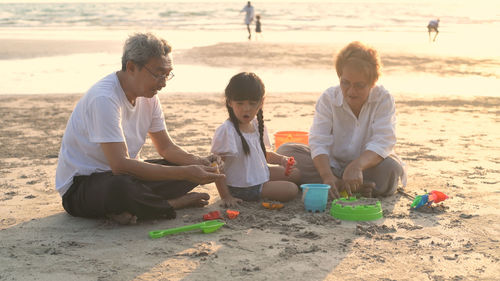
[301, 187, 309, 202]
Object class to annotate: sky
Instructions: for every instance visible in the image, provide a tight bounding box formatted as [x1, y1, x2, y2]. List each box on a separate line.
[0, 0, 477, 3]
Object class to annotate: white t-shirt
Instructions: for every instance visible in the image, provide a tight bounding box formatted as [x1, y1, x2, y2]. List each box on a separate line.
[309, 85, 406, 185]
[55, 72, 166, 196]
[428, 19, 439, 28]
[241, 5, 255, 25]
[211, 119, 271, 187]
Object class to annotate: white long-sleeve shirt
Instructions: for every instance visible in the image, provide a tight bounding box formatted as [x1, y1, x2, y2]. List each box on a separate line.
[309, 85, 405, 185]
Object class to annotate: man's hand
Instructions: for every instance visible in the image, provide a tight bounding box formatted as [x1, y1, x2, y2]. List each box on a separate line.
[205, 154, 225, 173]
[184, 165, 225, 184]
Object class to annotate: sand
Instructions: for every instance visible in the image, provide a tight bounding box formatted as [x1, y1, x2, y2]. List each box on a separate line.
[0, 34, 499, 280]
[0, 89, 499, 280]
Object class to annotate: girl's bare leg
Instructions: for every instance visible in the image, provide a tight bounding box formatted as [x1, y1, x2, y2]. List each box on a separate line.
[261, 180, 298, 202]
[268, 165, 301, 184]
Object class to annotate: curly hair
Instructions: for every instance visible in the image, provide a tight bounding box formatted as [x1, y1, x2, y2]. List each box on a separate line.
[335, 41, 382, 85]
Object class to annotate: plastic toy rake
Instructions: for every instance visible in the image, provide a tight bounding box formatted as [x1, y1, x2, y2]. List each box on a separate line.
[149, 220, 225, 238]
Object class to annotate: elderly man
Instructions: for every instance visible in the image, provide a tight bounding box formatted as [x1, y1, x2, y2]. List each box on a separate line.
[56, 32, 224, 224]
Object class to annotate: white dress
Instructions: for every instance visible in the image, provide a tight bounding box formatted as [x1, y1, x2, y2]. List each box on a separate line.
[211, 119, 271, 187]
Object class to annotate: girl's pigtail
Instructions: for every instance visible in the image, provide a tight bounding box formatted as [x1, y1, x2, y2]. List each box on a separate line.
[227, 105, 250, 155]
[257, 109, 267, 156]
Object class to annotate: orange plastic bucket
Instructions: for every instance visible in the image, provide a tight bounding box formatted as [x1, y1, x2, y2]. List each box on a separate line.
[274, 131, 309, 150]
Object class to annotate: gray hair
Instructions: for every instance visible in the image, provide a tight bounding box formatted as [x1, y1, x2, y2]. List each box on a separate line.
[121, 32, 172, 71]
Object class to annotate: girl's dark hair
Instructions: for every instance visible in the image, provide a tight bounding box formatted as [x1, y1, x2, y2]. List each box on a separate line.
[225, 72, 266, 156]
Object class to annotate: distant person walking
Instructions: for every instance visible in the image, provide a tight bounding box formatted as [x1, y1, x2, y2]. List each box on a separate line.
[255, 14, 262, 40]
[240, 1, 255, 40]
[427, 19, 440, 42]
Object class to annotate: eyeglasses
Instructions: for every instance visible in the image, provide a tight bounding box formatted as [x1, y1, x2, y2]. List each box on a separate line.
[340, 79, 368, 90]
[143, 65, 174, 81]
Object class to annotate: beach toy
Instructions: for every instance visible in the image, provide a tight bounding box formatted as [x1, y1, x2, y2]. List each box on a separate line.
[149, 220, 225, 238]
[300, 184, 331, 212]
[203, 210, 222, 221]
[339, 190, 349, 198]
[284, 156, 295, 176]
[210, 161, 220, 174]
[330, 197, 383, 221]
[262, 202, 284, 210]
[226, 209, 240, 219]
[274, 131, 308, 150]
[411, 190, 448, 209]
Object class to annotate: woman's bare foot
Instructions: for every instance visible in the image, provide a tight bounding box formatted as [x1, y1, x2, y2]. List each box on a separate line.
[168, 192, 210, 209]
[359, 182, 376, 198]
[107, 212, 137, 225]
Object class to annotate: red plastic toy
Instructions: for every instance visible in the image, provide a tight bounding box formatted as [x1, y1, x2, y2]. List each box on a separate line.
[284, 157, 295, 176]
[411, 190, 449, 209]
[226, 209, 240, 219]
[203, 210, 222, 221]
[429, 190, 448, 203]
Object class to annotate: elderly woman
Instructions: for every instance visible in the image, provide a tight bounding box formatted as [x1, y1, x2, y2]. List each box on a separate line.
[278, 41, 405, 198]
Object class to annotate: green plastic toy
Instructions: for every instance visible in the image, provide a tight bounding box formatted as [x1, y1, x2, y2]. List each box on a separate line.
[149, 220, 225, 238]
[330, 197, 383, 221]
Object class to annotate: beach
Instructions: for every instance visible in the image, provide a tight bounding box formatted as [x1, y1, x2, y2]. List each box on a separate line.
[1, 89, 499, 280]
[1, 1, 500, 280]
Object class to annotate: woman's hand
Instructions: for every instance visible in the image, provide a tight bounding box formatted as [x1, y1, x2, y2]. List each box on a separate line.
[342, 162, 363, 196]
[323, 176, 342, 199]
[220, 196, 242, 208]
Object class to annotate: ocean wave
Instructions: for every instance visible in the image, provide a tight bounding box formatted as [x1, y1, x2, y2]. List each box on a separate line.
[1, 2, 498, 32]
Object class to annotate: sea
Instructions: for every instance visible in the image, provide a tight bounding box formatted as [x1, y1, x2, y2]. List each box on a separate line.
[2, 1, 499, 33]
[1, 1, 499, 96]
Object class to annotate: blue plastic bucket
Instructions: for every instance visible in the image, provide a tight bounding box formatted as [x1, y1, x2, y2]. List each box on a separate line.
[300, 184, 331, 212]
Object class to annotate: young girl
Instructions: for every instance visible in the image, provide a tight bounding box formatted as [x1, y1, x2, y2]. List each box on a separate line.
[211, 72, 300, 207]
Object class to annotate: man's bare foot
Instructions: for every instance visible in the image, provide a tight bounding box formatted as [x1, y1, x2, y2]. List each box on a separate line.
[168, 192, 210, 209]
[107, 212, 137, 225]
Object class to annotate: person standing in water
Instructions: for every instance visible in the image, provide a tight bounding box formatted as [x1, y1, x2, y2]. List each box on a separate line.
[240, 1, 255, 40]
[255, 14, 262, 40]
[427, 18, 440, 42]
